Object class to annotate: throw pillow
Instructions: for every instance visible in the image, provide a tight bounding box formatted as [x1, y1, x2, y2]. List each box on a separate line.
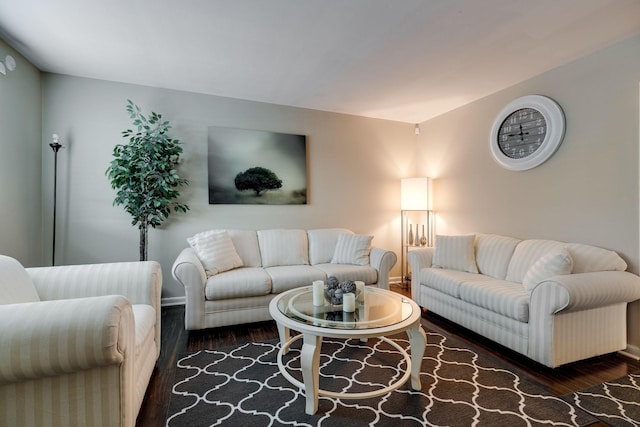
[331, 233, 373, 266]
[431, 234, 478, 273]
[0, 255, 41, 305]
[522, 248, 573, 291]
[187, 230, 243, 276]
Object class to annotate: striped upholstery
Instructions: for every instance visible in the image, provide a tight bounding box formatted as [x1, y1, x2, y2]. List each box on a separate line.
[459, 280, 530, 322]
[421, 286, 529, 356]
[505, 239, 566, 283]
[257, 229, 309, 267]
[265, 265, 327, 293]
[227, 229, 263, 267]
[409, 234, 640, 367]
[419, 268, 495, 299]
[475, 234, 521, 279]
[173, 229, 398, 330]
[432, 234, 478, 273]
[522, 249, 573, 291]
[0, 295, 131, 384]
[566, 243, 627, 273]
[205, 267, 271, 300]
[0, 259, 162, 427]
[0, 365, 128, 427]
[308, 228, 352, 265]
[187, 230, 243, 275]
[331, 233, 373, 266]
[313, 263, 378, 285]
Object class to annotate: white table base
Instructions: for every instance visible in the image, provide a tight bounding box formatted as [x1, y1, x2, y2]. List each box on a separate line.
[276, 323, 426, 415]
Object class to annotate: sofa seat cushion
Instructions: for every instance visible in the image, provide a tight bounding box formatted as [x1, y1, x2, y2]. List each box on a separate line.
[205, 268, 271, 300]
[313, 263, 378, 285]
[266, 266, 326, 293]
[419, 268, 496, 299]
[458, 280, 530, 322]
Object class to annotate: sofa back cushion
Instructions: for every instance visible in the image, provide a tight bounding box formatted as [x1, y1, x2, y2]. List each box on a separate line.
[566, 243, 627, 273]
[0, 255, 40, 305]
[505, 239, 566, 283]
[307, 228, 352, 265]
[475, 234, 521, 279]
[257, 229, 309, 267]
[227, 229, 262, 267]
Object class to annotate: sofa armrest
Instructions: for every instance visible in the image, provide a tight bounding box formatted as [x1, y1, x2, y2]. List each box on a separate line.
[531, 271, 640, 314]
[172, 247, 207, 330]
[0, 295, 134, 385]
[407, 248, 435, 302]
[369, 247, 397, 290]
[407, 247, 434, 272]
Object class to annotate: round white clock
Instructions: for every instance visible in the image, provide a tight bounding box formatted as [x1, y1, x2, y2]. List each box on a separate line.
[489, 95, 565, 171]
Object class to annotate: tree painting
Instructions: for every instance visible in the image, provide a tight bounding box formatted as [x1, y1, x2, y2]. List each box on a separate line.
[208, 127, 307, 205]
[234, 167, 282, 196]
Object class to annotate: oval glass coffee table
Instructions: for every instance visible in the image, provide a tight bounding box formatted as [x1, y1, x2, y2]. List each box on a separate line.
[269, 286, 426, 415]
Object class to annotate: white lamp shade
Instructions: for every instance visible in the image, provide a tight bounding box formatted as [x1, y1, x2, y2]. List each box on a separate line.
[401, 177, 431, 210]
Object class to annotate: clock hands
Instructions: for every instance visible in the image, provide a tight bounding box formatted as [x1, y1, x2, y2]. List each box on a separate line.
[506, 124, 529, 139]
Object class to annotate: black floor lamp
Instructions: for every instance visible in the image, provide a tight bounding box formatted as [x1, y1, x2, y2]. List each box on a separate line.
[49, 134, 62, 266]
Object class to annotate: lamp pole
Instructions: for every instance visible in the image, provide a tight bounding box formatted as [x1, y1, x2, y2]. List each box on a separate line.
[49, 134, 63, 266]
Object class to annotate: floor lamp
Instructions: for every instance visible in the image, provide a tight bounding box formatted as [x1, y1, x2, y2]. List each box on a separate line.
[49, 134, 62, 266]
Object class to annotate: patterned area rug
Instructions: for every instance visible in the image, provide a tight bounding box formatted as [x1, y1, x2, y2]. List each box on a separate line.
[166, 330, 596, 426]
[562, 372, 640, 426]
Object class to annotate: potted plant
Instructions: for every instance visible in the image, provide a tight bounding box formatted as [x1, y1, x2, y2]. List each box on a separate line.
[106, 100, 189, 261]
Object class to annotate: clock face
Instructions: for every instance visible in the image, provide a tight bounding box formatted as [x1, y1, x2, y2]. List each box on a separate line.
[489, 95, 565, 171]
[498, 108, 547, 159]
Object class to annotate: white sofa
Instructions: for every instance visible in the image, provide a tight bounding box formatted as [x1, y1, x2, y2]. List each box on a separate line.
[172, 228, 397, 330]
[408, 234, 640, 368]
[0, 255, 162, 427]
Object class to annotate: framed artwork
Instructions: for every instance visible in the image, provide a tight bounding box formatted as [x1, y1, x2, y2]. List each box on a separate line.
[208, 126, 307, 204]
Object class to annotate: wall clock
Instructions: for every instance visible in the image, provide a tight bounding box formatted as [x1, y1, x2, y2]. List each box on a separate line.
[489, 95, 565, 171]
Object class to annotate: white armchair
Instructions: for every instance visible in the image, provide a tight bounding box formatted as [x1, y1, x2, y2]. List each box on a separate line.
[0, 255, 162, 427]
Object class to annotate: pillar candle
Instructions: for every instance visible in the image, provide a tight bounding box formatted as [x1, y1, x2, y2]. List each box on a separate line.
[343, 293, 355, 312]
[312, 280, 324, 306]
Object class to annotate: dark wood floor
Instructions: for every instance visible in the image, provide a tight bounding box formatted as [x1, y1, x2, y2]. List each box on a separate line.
[137, 285, 640, 426]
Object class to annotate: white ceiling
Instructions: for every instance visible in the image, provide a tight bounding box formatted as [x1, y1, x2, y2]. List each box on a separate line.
[1, 0, 639, 123]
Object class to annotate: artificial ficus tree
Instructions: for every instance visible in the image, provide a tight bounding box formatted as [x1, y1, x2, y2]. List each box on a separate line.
[106, 100, 189, 261]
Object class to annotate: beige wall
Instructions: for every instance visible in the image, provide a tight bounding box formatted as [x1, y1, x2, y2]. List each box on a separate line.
[41, 74, 417, 299]
[418, 35, 640, 353]
[0, 39, 42, 266]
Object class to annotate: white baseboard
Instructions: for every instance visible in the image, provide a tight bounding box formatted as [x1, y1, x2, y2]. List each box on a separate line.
[619, 344, 640, 361]
[389, 276, 403, 286]
[161, 296, 186, 307]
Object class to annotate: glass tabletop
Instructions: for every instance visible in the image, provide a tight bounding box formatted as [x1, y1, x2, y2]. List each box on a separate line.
[276, 286, 414, 330]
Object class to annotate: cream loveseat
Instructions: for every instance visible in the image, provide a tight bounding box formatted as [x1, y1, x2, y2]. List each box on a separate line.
[408, 234, 640, 368]
[172, 228, 397, 330]
[0, 255, 162, 427]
